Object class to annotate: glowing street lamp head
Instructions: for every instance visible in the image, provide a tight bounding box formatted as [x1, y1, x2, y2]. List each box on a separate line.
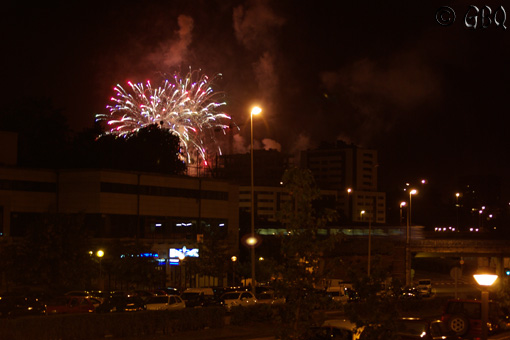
[473, 274, 498, 286]
[400, 201, 407, 208]
[251, 106, 262, 116]
[246, 236, 258, 246]
[96, 250, 104, 258]
[347, 188, 352, 193]
[410, 189, 418, 195]
[231, 256, 237, 262]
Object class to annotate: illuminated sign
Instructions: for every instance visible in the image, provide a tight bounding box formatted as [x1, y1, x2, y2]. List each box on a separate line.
[169, 246, 199, 259]
[120, 253, 159, 258]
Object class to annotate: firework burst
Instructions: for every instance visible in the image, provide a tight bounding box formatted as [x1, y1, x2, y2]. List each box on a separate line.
[96, 69, 231, 167]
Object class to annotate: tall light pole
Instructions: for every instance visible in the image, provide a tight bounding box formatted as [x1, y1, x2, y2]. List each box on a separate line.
[96, 250, 104, 290]
[367, 199, 374, 277]
[406, 189, 417, 286]
[455, 192, 460, 231]
[347, 188, 352, 222]
[250, 106, 261, 295]
[473, 273, 498, 340]
[231, 256, 237, 287]
[400, 201, 406, 226]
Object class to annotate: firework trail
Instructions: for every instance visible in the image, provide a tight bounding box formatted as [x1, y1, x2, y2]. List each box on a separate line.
[96, 69, 232, 167]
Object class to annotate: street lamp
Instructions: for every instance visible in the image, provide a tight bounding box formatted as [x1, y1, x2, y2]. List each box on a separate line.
[367, 203, 373, 277]
[96, 250, 104, 290]
[400, 201, 406, 226]
[231, 256, 237, 286]
[406, 189, 417, 286]
[347, 188, 352, 221]
[250, 106, 261, 295]
[473, 273, 498, 340]
[455, 193, 460, 230]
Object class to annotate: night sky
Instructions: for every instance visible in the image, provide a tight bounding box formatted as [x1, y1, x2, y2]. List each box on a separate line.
[3, 0, 510, 211]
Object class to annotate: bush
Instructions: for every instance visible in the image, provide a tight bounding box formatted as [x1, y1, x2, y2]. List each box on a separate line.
[230, 304, 276, 325]
[0, 307, 227, 340]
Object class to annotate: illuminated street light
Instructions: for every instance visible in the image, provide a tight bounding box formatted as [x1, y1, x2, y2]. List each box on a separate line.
[231, 256, 237, 286]
[473, 273, 498, 340]
[250, 105, 261, 295]
[96, 250, 104, 290]
[455, 193, 460, 230]
[406, 189, 418, 286]
[347, 188, 352, 221]
[400, 201, 406, 226]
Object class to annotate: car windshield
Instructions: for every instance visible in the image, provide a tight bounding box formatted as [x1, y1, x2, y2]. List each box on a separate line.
[181, 292, 200, 299]
[147, 296, 168, 304]
[222, 293, 240, 300]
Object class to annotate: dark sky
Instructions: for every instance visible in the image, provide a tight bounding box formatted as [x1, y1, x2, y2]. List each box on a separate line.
[3, 0, 510, 205]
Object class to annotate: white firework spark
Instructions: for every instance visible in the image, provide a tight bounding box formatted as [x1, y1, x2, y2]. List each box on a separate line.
[96, 69, 232, 167]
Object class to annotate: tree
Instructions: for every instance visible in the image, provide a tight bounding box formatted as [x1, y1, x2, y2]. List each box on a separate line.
[124, 124, 186, 174]
[104, 240, 166, 290]
[0, 213, 95, 292]
[186, 227, 231, 287]
[343, 257, 402, 340]
[272, 167, 341, 340]
[68, 123, 187, 175]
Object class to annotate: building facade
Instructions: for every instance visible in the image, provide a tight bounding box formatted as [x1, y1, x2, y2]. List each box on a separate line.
[300, 141, 386, 224]
[0, 165, 239, 289]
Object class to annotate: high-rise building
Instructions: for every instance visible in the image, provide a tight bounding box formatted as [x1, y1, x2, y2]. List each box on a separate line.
[300, 140, 386, 224]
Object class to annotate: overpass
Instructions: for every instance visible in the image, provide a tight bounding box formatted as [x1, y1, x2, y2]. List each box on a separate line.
[410, 239, 510, 257]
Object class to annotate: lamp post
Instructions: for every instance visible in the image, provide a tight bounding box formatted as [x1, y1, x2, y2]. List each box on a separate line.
[347, 188, 352, 222]
[400, 201, 406, 226]
[231, 256, 237, 287]
[367, 204, 372, 277]
[406, 189, 417, 286]
[250, 106, 261, 295]
[96, 250, 104, 290]
[455, 193, 460, 230]
[473, 273, 498, 340]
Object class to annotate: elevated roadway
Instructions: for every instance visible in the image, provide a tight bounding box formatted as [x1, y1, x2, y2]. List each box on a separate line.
[410, 239, 510, 257]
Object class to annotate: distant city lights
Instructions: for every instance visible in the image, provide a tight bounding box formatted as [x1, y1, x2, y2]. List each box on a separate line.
[433, 226, 481, 232]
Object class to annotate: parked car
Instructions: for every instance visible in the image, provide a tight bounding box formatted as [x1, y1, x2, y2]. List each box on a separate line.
[395, 317, 462, 340]
[441, 298, 510, 338]
[96, 295, 146, 313]
[45, 296, 101, 315]
[181, 288, 218, 308]
[398, 287, 422, 300]
[326, 286, 349, 304]
[64, 290, 91, 297]
[145, 295, 186, 311]
[256, 290, 286, 305]
[130, 290, 155, 302]
[220, 291, 257, 311]
[0, 295, 46, 318]
[416, 279, 432, 297]
[344, 288, 360, 303]
[161, 287, 180, 295]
